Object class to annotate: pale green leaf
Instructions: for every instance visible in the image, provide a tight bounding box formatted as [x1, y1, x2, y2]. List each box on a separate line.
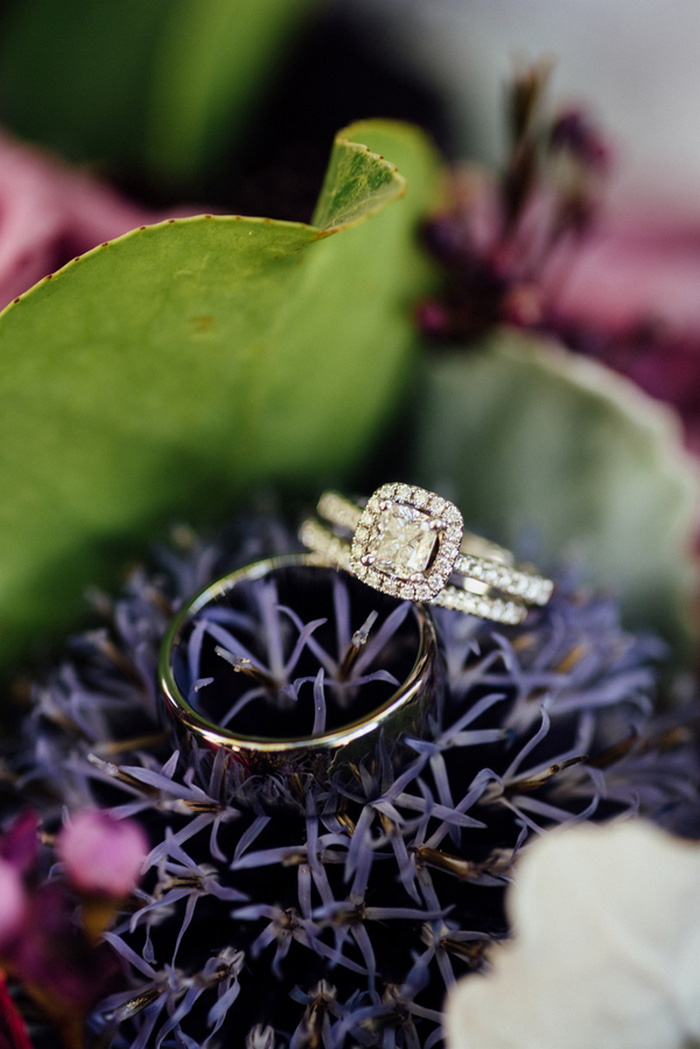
[0, 120, 440, 669]
[413, 330, 700, 654]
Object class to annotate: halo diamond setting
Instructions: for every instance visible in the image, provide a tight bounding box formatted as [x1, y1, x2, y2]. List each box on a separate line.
[350, 483, 463, 601]
[300, 483, 554, 625]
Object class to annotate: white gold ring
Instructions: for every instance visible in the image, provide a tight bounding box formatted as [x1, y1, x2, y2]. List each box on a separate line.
[300, 483, 553, 625]
[158, 553, 441, 780]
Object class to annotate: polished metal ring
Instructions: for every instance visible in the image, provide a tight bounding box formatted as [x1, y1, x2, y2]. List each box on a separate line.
[300, 483, 553, 625]
[158, 553, 440, 780]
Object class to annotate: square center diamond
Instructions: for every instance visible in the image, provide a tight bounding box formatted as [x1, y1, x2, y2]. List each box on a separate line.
[370, 503, 437, 578]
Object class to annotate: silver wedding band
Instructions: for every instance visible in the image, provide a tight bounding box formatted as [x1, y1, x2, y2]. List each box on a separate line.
[159, 554, 440, 780]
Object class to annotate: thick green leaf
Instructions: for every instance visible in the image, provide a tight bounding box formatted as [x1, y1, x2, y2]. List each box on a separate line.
[0, 0, 319, 184]
[0, 0, 172, 167]
[413, 330, 700, 654]
[0, 120, 440, 669]
[146, 0, 321, 186]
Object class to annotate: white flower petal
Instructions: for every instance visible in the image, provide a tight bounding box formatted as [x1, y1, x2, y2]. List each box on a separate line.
[446, 821, 700, 1049]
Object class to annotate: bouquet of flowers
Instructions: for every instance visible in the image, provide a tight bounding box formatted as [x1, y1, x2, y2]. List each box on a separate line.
[0, 4, 698, 1048]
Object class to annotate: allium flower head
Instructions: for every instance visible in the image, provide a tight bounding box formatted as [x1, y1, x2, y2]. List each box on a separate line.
[3, 517, 699, 1048]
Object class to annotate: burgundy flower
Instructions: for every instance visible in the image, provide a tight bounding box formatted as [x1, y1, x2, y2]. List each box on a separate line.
[11, 882, 119, 1013]
[549, 109, 611, 173]
[0, 813, 38, 879]
[419, 66, 700, 455]
[419, 71, 611, 344]
[0, 810, 121, 1041]
[551, 202, 700, 336]
[0, 974, 33, 1049]
[546, 205, 700, 454]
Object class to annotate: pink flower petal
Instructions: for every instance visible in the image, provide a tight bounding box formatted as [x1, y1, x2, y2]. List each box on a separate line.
[553, 201, 700, 335]
[56, 810, 148, 898]
[0, 129, 193, 309]
[0, 858, 27, 948]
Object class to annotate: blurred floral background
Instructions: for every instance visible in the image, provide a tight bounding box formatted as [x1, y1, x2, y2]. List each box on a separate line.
[0, 1, 699, 1047]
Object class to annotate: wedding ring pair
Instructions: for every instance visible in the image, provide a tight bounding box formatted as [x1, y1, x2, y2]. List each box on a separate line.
[159, 485, 553, 779]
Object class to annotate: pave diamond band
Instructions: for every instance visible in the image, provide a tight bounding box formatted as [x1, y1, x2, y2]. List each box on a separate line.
[300, 484, 554, 625]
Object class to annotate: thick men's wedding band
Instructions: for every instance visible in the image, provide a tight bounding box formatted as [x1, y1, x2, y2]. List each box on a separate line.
[300, 484, 553, 625]
[158, 553, 440, 779]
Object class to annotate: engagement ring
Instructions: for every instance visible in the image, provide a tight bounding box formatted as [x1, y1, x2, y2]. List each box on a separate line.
[300, 483, 553, 625]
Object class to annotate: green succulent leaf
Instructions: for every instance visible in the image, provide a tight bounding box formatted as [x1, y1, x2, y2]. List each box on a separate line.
[0, 119, 440, 669]
[413, 329, 700, 655]
[0, 0, 319, 185]
[146, 0, 321, 186]
[0, 0, 175, 169]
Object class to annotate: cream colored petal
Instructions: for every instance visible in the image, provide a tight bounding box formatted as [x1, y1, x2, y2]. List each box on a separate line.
[446, 821, 700, 1049]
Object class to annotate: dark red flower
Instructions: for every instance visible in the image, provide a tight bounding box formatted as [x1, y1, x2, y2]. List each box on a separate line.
[0, 974, 33, 1049]
[0, 813, 38, 880]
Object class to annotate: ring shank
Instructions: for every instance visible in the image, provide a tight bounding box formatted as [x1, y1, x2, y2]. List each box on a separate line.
[159, 553, 440, 780]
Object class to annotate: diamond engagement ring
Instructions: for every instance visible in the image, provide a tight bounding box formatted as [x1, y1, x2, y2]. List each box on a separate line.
[299, 483, 553, 625]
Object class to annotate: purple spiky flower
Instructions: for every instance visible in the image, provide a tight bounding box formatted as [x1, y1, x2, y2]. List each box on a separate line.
[2, 517, 698, 1048]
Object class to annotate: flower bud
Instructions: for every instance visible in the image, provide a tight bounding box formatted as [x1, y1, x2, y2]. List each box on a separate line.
[56, 810, 148, 898]
[0, 858, 27, 949]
